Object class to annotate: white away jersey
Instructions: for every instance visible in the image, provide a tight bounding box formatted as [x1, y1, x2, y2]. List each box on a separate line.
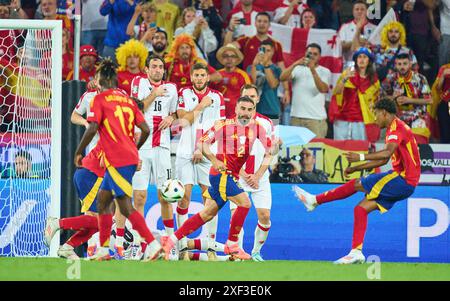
[131, 76, 178, 150]
[338, 20, 377, 65]
[242, 113, 274, 182]
[176, 87, 225, 158]
[273, 0, 309, 28]
[74, 90, 99, 153]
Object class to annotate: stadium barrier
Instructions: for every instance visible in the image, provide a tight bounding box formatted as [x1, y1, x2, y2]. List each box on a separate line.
[145, 184, 450, 263]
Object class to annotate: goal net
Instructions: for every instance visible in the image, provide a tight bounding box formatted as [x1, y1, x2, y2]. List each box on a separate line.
[0, 20, 62, 257]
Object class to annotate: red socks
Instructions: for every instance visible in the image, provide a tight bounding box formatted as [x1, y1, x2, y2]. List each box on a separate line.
[163, 219, 174, 229]
[228, 206, 250, 242]
[317, 179, 357, 204]
[98, 214, 113, 247]
[66, 229, 97, 248]
[60, 215, 98, 230]
[352, 206, 368, 250]
[174, 213, 206, 240]
[128, 210, 155, 244]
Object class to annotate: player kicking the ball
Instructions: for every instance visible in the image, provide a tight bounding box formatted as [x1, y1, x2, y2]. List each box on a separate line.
[130, 55, 178, 257]
[293, 98, 420, 264]
[74, 59, 161, 261]
[160, 96, 277, 260]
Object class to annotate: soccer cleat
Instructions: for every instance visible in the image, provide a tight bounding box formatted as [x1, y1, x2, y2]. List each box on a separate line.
[89, 246, 112, 261]
[44, 217, 60, 247]
[57, 245, 79, 260]
[333, 249, 366, 265]
[143, 240, 163, 262]
[160, 236, 175, 261]
[224, 243, 251, 260]
[251, 252, 264, 262]
[113, 245, 125, 260]
[292, 185, 318, 212]
[207, 249, 218, 261]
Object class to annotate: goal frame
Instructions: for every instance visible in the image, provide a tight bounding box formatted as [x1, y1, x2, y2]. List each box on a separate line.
[1, 20, 62, 257]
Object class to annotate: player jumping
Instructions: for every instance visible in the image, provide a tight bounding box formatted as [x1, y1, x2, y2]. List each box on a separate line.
[73, 58, 161, 261]
[160, 96, 277, 260]
[293, 98, 421, 264]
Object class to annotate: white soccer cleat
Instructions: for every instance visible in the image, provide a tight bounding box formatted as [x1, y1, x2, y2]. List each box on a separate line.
[44, 217, 60, 247]
[88, 246, 111, 261]
[143, 240, 163, 262]
[292, 186, 318, 212]
[333, 249, 366, 265]
[57, 244, 79, 260]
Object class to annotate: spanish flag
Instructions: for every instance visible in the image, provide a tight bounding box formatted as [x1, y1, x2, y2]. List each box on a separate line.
[328, 72, 381, 143]
[430, 64, 450, 139]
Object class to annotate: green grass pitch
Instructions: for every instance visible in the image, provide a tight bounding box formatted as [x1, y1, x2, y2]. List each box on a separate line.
[0, 258, 449, 281]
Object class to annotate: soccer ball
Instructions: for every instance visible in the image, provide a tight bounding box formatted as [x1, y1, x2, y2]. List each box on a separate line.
[161, 179, 185, 203]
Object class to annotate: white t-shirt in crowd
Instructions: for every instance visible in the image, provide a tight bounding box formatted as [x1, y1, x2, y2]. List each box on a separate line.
[338, 20, 376, 67]
[81, 0, 108, 31]
[441, 0, 450, 35]
[290, 64, 331, 120]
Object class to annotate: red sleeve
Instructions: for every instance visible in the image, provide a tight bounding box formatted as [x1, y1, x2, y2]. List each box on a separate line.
[130, 76, 141, 98]
[208, 64, 216, 74]
[87, 95, 103, 124]
[274, 41, 284, 64]
[386, 127, 402, 146]
[200, 124, 219, 145]
[256, 123, 272, 151]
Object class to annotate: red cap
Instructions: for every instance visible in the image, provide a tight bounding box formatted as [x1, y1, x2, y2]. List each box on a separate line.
[80, 45, 98, 58]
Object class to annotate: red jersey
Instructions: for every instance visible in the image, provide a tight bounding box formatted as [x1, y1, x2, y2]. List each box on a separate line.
[200, 118, 272, 179]
[82, 145, 106, 177]
[385, 118, 421, 186]
[62, 51, 74, 80]
[65, 67, 96, 83]
[87, 89, 146, 168]
[117, 70, 146, 95]
[237, 36, 284, 70]
[165, 58, 216, 89]
[211, 68, 251, 118]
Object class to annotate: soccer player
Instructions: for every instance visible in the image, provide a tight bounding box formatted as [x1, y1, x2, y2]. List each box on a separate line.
[130, 55, 178, 255]
[73, 58, 161, 261]
[44, 144, 104, 259]
[229, 84, 275, 262]
[160, 95, 275, 260]
[175, 62, 225, 260]
[293, 98, 421, 264]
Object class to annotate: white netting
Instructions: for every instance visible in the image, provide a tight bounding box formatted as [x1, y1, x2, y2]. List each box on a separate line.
[0, 27, 54, 256]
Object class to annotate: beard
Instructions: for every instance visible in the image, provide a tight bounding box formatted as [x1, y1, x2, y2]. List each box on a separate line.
[237, 115, 251, 125]
[153, 42, 166, 53]
[388, 36, 400, 45]
[194, 81, 208, 92]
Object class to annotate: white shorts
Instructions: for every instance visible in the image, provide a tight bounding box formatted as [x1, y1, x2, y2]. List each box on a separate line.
[230, 179, 272, 210]
[175, 156, 211, 187]
[132, 147, 172, 190]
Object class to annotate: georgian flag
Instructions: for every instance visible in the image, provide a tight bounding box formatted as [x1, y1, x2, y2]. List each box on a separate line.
[269, 22, 343, 91]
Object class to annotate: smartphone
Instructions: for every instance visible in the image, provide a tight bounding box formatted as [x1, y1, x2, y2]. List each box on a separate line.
[196, 10, 203, 18]
[239, 18, 247, 25]
[149, 22, 157, 28]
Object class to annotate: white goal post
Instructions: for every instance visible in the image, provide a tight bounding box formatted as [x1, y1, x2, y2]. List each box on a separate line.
[0, 20, 62, 257]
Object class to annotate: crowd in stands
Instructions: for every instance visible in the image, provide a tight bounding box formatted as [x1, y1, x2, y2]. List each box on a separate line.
[0, 0, 449, 145]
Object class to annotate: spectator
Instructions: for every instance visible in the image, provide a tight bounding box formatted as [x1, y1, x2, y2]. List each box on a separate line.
[188, 0, 223, 67]
[225, 0, 260, 39]
[247, 39, 282, 124]
[306, 0, 339, 30]
[273, 0, 309, 28]
[116, 39, 148, 95]
[100, 0, 137, 61]
[148, 27, 169, 58]
[13, 150, 37, 178]
[432, 63, 450, 143]
[211, 43, 251, 118]
[300, 8, 317, 28]
[373, 21, 419, 82]
[66, 45, 98, 85]
[299, 148, 328, 184]
[438, 0, 450, 67]
[37, 0, 73, 36]
[382, 52, 432, 144]
[0, 1, 17, 61]
[62, 28, 74, 81]
[269, 154, 303, 184]
[280, 43, 331, 138]
[165, 33, 222, 89]
[7, 0, 29, 18]
[81, 0, 108, 56]
[174, 7, 218, 63]
[126, 2, 157, 51]
[154, 0, 181, 47]
[338, 0, 377, 69]
[329, 47, 380, 142]
[396, 0, 438, 74]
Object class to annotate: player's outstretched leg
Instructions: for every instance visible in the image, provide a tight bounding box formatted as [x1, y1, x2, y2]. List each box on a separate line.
[225, 193, 252, 260]
[293, 179, 361, 211]
[161, 198, 218, 260]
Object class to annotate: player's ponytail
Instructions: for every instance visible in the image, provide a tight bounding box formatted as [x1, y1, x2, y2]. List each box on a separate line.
[96, 58, 118, 89]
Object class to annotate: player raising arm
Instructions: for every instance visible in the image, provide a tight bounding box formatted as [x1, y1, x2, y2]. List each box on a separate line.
[293, 98, 421, 264]
[73, 58, 161, 261]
